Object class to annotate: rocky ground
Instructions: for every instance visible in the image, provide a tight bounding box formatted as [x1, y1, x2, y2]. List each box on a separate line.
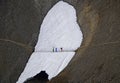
[0, 0, 120, 83]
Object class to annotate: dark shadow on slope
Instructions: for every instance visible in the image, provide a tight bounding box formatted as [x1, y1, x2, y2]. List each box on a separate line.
[24, 71, 49, 83]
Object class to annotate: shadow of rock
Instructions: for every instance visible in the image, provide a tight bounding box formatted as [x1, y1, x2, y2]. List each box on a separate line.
[24, 71, 49, 83]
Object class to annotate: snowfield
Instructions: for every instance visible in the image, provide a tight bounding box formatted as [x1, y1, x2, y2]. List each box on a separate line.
[17, 1, 83, 83]
[17, 52, 75, 83]
[35, 1, 82, 52]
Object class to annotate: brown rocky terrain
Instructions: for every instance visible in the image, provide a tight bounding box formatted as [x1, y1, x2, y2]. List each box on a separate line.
[0, 0, 120, 83]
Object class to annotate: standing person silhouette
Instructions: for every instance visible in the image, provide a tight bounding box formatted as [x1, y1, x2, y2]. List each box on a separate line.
[53, 47, 54, 52]
[60, 48, 63, 52]
[55, 48, 57, 52]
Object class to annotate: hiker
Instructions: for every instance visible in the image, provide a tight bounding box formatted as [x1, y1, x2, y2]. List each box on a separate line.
[60, 48, 63, 52]
[55, 48, 57, 52]
[53, 47, 58, 52]
[53, 47, 54, 52]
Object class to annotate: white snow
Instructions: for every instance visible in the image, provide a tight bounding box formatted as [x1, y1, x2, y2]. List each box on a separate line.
[35, 1, 82, 52]
[16, 52, 75, 83]
[17, 1, 83, 83]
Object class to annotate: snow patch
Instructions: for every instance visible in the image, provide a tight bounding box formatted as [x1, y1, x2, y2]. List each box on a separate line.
[17, 52, 75, 83]
[35, 1, 82, 52]
[17, 1, 83, 83]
